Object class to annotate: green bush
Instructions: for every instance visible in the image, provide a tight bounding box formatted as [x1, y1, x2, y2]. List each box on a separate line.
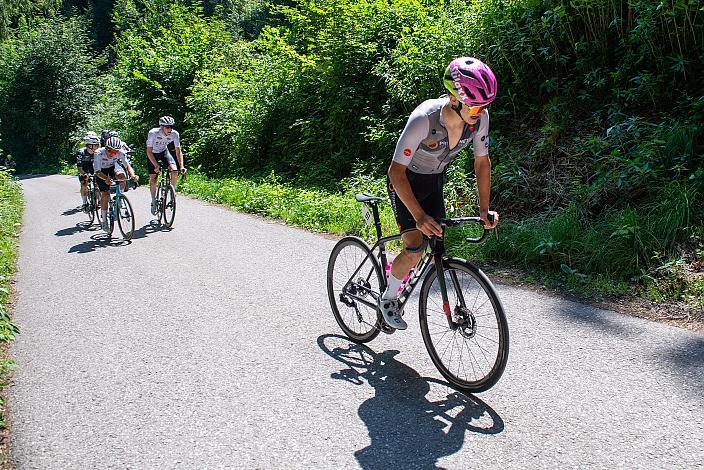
[0, 166, 22, 428]
[0, 17, 99, 172]
[114, 0, 232, 129]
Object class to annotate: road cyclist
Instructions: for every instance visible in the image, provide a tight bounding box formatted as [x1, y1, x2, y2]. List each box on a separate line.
[380, 56, 500, 330]
[93, 136, 139, 232]
[76, 131, 100, 212]
[146, 115, 186, 216]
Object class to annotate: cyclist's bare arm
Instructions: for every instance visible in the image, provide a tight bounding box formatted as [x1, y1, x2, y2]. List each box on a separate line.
[95, 171, 112, 186]
[146, 146, 159, 170]
[174, 146, 186, 173]
[388, 162, 442, 237]
[474, 155, 499, 228]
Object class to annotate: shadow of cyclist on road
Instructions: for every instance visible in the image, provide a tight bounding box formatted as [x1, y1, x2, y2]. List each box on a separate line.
[68, 233, 131, 253]
[318, 334, 504, 470]
[131, 221, 173, 240]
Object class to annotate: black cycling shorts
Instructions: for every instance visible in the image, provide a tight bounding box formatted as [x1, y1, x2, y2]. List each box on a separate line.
[95, 166, 124, 192]
[387, 170, 445, 233]
[77, 162, 94, 181]
[147, 150, 177, 175]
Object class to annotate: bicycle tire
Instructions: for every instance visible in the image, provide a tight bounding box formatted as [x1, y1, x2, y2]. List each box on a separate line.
[418, 258, 509, 393]
[116, 195, 135, 240]
[327, 236, 384, 343]
[162, 183, 176, 228]
[91, 190, 101, 226]
[86, 188, 96, 225]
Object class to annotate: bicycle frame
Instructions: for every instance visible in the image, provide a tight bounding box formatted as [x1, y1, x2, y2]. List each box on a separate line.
[340, 199, 490, 331]
[107, 178, 130, 222]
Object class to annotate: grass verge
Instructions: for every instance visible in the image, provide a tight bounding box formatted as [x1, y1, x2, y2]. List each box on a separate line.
[179, 171, 703, 330]
[0, 167, 23, 465]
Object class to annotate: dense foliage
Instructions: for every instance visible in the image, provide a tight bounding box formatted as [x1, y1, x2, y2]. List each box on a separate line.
[0, 0, 701, 299]
[0, 18, 99, 171]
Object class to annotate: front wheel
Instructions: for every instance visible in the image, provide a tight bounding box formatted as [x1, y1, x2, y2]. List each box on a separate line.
[419, 259, 509, 393]
[161, 184, 176, 228]
[116, 195, 135, 240]
[327, 237, 384, 343]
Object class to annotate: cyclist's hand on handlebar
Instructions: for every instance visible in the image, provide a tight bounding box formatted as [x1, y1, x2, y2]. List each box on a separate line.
[481, 210, 499, 229]
[416, 213, 443, 238]
[180, 167, 187, 175]
[131, 174, 139, 183]
[154, 165, 161, 174]
[105, 177, 114, 186]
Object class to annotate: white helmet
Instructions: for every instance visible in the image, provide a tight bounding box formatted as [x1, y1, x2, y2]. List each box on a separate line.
[84, 132, 100, 145]
[159, 115, 175, 126]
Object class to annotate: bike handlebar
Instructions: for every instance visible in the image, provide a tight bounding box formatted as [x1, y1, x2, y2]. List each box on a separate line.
[110, 178, 139, 190]
[438, 214, 497, 244]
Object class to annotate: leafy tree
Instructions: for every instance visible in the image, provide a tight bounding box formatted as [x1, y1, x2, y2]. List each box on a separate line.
[0, 17, 99, 171]
[114, 0, 232, 129]
[0, 0, 61, 39]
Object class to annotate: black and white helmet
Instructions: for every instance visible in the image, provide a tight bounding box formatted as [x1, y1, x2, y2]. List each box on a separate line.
[159, 116, 175, 126]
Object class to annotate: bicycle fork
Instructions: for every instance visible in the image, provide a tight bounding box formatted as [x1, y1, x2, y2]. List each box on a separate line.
[430, 238, 464, 331]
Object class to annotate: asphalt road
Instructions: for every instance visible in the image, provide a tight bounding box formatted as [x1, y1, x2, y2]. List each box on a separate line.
[9, 175, 704, 469]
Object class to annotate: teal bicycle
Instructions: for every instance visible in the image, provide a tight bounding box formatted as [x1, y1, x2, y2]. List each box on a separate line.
[97, 177, 137, 240]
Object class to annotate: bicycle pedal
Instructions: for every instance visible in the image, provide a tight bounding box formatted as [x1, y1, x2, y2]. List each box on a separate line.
[379, 323, 396, 335]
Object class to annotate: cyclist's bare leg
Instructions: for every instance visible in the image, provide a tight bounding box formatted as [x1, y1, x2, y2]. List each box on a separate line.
[100, 191, 109, 210]
[390, 230, 424, 280]
[80, 178, 88, 198]
[169, 163, 178, 187]
[149, 174, 158, 200]
[116, 171, 126, 192]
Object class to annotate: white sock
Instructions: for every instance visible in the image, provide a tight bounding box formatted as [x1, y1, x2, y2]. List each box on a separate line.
[81, 195, 87, 204]
[383, 272, 406, 300]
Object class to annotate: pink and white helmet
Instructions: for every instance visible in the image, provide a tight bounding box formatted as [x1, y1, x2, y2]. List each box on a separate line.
[443, 57, 498, 106]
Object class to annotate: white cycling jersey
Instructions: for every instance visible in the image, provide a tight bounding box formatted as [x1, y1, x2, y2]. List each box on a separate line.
[146, 127, 180, 154]
[392, 97, 489, 174]
[93, 147, 130, 173]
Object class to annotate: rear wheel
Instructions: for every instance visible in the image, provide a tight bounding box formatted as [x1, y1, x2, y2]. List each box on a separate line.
[116, 195, 135, 240]
[419, 259, 509, 393]
[327, 237, 383, 343]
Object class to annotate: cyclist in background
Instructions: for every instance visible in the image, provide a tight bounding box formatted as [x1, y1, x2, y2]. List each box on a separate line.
[146, 116, 186, 215]
[77, 131, 100, 212]
[94, 136, 139, 231]
[379, 57, 500, 330]
[100, 130, 111, 147]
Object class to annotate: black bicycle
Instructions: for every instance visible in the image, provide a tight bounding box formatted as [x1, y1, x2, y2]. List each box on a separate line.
[326, 194, 509, 393]
[155, 164, 177, 228]
[83, 174, 100, 226]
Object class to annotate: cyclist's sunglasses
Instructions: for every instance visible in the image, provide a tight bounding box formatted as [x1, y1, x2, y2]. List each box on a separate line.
[466, 105, 486, 119]
[162, 124, 174, 129]
[86, 144, 99, 149]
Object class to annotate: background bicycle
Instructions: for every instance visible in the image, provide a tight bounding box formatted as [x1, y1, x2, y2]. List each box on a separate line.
[154, 164, 179, 228]
[83, 174, 100, 227]
[327, 194, 509, 393]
